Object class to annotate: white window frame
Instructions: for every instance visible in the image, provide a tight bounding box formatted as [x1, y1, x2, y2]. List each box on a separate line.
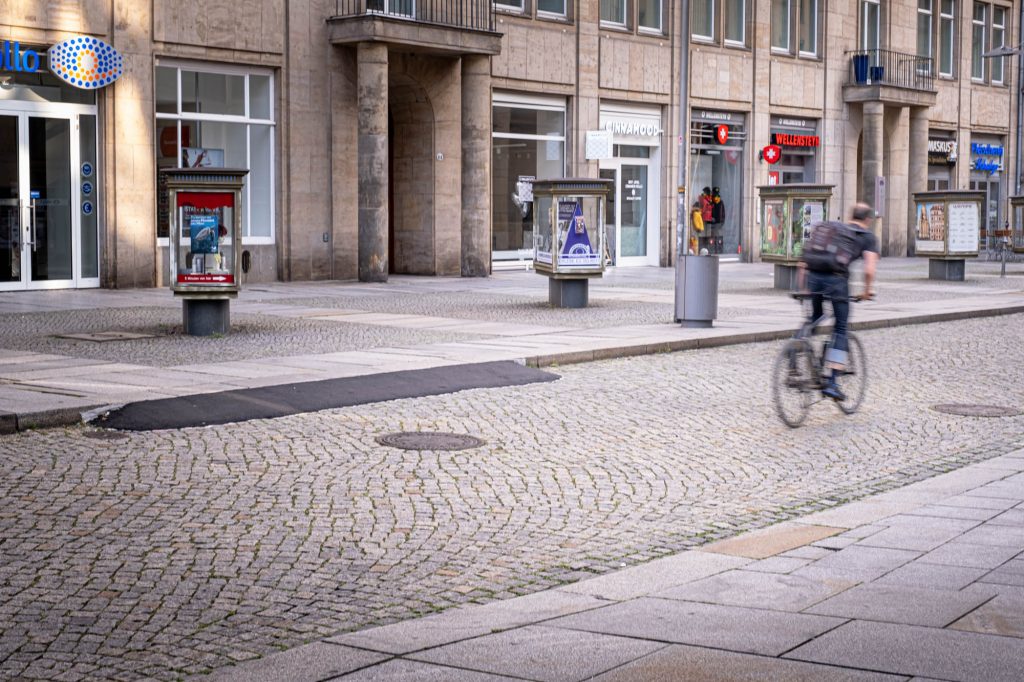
[861, 0, 881, 51]
[939, 0, 956, 77]
[772, 0, 792, 53]
[972, 2, 988, 81]
[494, 0, 526, 12]
[600, 0, 628, 27]
[798, 0, 818, 57]
[991, 5, 1006, 84]
[154, 60, 277, 246]
[918, 0, 934, 60]
[536, 0, 567, 18]
[691, 0, 716, 41]
[724, 0, 746, 46]
[638, 0, 663, 34]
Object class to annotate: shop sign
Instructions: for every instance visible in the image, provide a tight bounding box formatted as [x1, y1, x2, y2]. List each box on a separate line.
[928, 139, 957, 164]
[771, 133, 819, 147]
[762, 144, 781, 164]
[768, 171, 780, 185]
[602, 118, 663, 138]
[971, 142, 1003, 175]
[716, 125, 729, 144]
[0, 37, 123, 89]
[699, 111, 735, 122]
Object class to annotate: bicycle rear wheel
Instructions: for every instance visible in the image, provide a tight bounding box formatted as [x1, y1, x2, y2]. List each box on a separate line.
[834, 334, 867, 415]
[772, 339, 815, 428]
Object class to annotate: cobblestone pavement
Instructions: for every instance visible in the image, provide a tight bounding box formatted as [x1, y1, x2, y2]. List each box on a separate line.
[2, 314, 1024, 680]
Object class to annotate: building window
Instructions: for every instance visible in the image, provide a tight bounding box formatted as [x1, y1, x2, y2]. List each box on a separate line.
[772, 0, 817, 56]
[939, 0, 956, 76]
[492, 96, 566, 262]
[601, 0, 627, 26]
[861, 0, 881, 51]
[638, 0, 662, 31]
[972, 2, 1009, 83]
[155, 63, 275, 243]
[918, 0, 933, 63]
[537, 0, 566, 16]
[693, 0, 747, 46]
[495, 0, 525, 11]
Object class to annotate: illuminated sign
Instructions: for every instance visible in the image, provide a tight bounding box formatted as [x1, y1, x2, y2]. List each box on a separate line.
[772, 133, 820, 147]
[1, 41, 41, 73]
[48, 36, 123, 89]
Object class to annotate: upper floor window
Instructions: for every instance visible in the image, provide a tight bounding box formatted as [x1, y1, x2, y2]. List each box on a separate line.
[693, 0, 747, 46]
[918, 0, 955, 77]
[861, 0, 881, 51]
[972, 2, 1009, 83]
[495, 0, 567, 19]
[602, 0, 663, 33]
[772, 0, 818, 56]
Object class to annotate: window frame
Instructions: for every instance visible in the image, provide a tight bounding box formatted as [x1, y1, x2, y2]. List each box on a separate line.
[770, 0, 819, 58]
[918, 0, 934, 63]
[771, 0, 792, 52]
[600, 0, 628, 28]
[691, 0, 749, 48]
[991, 5, 1006, 84]
[938, 0, 956, 77]
[971, 2, 1011, 85]
[797, 0, 819, 57]
[154, 60, 277, 246]
[637, 0, 663, 34]
[861, 0, 881, 51]
[972, 2, 988, 81]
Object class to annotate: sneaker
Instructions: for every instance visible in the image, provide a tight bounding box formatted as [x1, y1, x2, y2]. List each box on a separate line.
[822, 382, 846, 401]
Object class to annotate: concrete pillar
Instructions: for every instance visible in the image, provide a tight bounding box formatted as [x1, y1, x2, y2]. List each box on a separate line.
[861, 101, 885, 209]
[357, 42, 389, 282]
[461, 55, 491, 277]
[907, 107, 929, 256]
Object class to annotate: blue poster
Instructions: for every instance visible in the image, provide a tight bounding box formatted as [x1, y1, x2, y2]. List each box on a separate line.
[189, 215, 219, 254]
[559, 201, 599, 266]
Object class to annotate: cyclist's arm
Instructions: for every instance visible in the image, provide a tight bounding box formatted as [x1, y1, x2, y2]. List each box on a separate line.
[796, 261, 807, 291]
[862, 250, 878, 299]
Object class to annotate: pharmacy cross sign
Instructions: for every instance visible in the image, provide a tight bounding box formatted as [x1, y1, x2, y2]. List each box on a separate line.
[762, 144, 782, 164]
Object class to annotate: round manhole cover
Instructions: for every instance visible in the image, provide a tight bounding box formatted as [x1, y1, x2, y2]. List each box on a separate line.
[82, 430, 129, 441]
[932, 404, 1023, 418]
[376, 432, 485, 451]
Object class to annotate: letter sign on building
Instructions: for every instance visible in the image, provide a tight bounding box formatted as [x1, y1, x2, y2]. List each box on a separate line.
[716, 125, 729, 145]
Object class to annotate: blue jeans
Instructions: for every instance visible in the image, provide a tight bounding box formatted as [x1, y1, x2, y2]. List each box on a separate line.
[806, 271, 849, 368]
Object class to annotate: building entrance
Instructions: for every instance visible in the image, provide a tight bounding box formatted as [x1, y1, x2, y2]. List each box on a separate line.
[0, 105, 99, 290]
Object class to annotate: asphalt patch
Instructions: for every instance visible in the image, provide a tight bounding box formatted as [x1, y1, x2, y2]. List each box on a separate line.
[90, 361, 559, 431]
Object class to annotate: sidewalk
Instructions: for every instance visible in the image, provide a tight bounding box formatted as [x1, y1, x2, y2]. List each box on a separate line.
[206, 447, 1024, 681]
[1, 258, 1023, 432]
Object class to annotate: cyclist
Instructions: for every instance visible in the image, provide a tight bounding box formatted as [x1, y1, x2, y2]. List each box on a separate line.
[797, 202, 879, 401]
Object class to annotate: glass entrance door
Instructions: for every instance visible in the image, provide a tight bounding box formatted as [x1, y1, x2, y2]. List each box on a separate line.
[0, 109, 90, 291]
[600, 152, 657, 266]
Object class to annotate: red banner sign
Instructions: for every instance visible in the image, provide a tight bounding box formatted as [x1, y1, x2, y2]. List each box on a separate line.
[772, 133, 820, 147]
[177, 273, 234, 284]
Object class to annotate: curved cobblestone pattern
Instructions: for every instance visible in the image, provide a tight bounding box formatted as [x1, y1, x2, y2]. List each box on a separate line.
[0, 308, 480, 367]
[1, 315, 1024, 679]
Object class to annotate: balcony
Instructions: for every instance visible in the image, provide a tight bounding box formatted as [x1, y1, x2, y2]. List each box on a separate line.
[328, 0, 502, 56]
[843, 49, 937, 107]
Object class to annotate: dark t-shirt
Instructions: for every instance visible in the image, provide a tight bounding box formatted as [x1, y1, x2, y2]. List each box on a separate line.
[804, 222, 879, 277]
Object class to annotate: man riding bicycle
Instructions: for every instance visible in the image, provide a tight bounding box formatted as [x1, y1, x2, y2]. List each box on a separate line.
[797, 202, 879, 401]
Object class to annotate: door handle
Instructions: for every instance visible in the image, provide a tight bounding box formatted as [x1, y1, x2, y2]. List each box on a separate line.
[28, 197, 37, 252]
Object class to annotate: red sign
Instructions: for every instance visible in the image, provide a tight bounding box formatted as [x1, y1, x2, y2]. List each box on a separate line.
[768, 171, 780, 185]
[715, 124, 729, 145]
[762, 144, 782, 164]
[177, 273, 235, 284]
[772, 133, 820, 147]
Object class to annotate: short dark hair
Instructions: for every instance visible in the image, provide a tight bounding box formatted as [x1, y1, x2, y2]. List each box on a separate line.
[850, 203, 873, 222]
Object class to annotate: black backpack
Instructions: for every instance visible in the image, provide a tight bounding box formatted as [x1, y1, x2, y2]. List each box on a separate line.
[800, 221, 859, 276]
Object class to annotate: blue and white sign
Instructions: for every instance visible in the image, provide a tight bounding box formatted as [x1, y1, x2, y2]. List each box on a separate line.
[1, 41, 41, 73]
[81, 162, 93, 177]
[30, 190, 40, 200]
[558, 202, 600, 268]
[82, 201, 93, 216]
[971, 142, 1003, 175]
[48, 36, 123, 90]
[81, 181, 93, 196]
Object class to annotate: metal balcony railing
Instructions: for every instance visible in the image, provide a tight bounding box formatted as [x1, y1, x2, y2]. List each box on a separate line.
[847, 49, 936, 91]
[334, 0, 493, 32]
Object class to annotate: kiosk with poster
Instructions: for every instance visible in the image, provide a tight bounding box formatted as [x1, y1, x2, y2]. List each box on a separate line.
[163, 168, 248, 335]
[757, 184, 833, 289]
[912, 190, 984, 281]
[532, 178, 612, 308]
[1009, 195, 1024, 254]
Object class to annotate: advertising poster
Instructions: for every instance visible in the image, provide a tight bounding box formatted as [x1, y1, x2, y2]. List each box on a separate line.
[947, 202, 980, 254]
[915, 202, 945, 254]
[189, 215, 219, 255]
[558, 201, 600, 267]
[761, 199, 787, 256]
[182, 147, 224, 168]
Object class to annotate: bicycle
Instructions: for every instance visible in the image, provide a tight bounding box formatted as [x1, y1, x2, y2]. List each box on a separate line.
[772, 293, 868, 428]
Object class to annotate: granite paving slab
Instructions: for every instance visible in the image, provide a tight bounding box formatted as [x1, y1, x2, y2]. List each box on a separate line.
[545, 597, 845, 657]
[785, 620, 1024, 682]
[326, 591, 607, 655]
[949, 593, 1024, 638]
[589, 644, 907, 682]
[902, 504, 1004, 522]
[955, 525, 1024, 549]
[408, 625, 665, 682]
[336, 659, 519, 681]
[804, 583, 992, 627]
[199, 642, 389, 682]
[792, 546, 921, 582]
[989, 508, 1024, 526]
[917, 542, 1022, 569]
[698, 523, 843, 559]
[854, 516, 981, 552]
[653, 569, 856, 612]
[873, 562, 990, 591]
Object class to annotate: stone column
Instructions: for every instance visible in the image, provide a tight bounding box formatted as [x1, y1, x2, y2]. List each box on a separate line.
[358, 42, 389, 282]
[907, 107, 929, 256]
[461, 55, 490, 277]
[861, 101, 885, 211]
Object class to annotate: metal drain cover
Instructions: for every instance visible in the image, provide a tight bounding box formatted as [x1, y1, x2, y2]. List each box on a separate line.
[932, 404, 1023, 418]
[376, 431, 485, 451]
[82, 430, 129, 441]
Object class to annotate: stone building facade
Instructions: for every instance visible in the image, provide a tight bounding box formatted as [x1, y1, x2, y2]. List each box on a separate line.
[0, 1, 1018, 293]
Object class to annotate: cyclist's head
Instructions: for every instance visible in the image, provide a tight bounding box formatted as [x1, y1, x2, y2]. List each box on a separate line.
[850, 203, 874, 224]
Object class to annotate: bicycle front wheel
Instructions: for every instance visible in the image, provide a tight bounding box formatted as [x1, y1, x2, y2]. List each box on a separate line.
[834, 334, 867, 415]
[772, 339, 815, 428]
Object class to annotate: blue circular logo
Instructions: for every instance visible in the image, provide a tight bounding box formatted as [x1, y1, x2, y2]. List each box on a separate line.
[82, 181, 93, 196]
[82, 201, 93, 215]
[81, 162, 93, 177]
